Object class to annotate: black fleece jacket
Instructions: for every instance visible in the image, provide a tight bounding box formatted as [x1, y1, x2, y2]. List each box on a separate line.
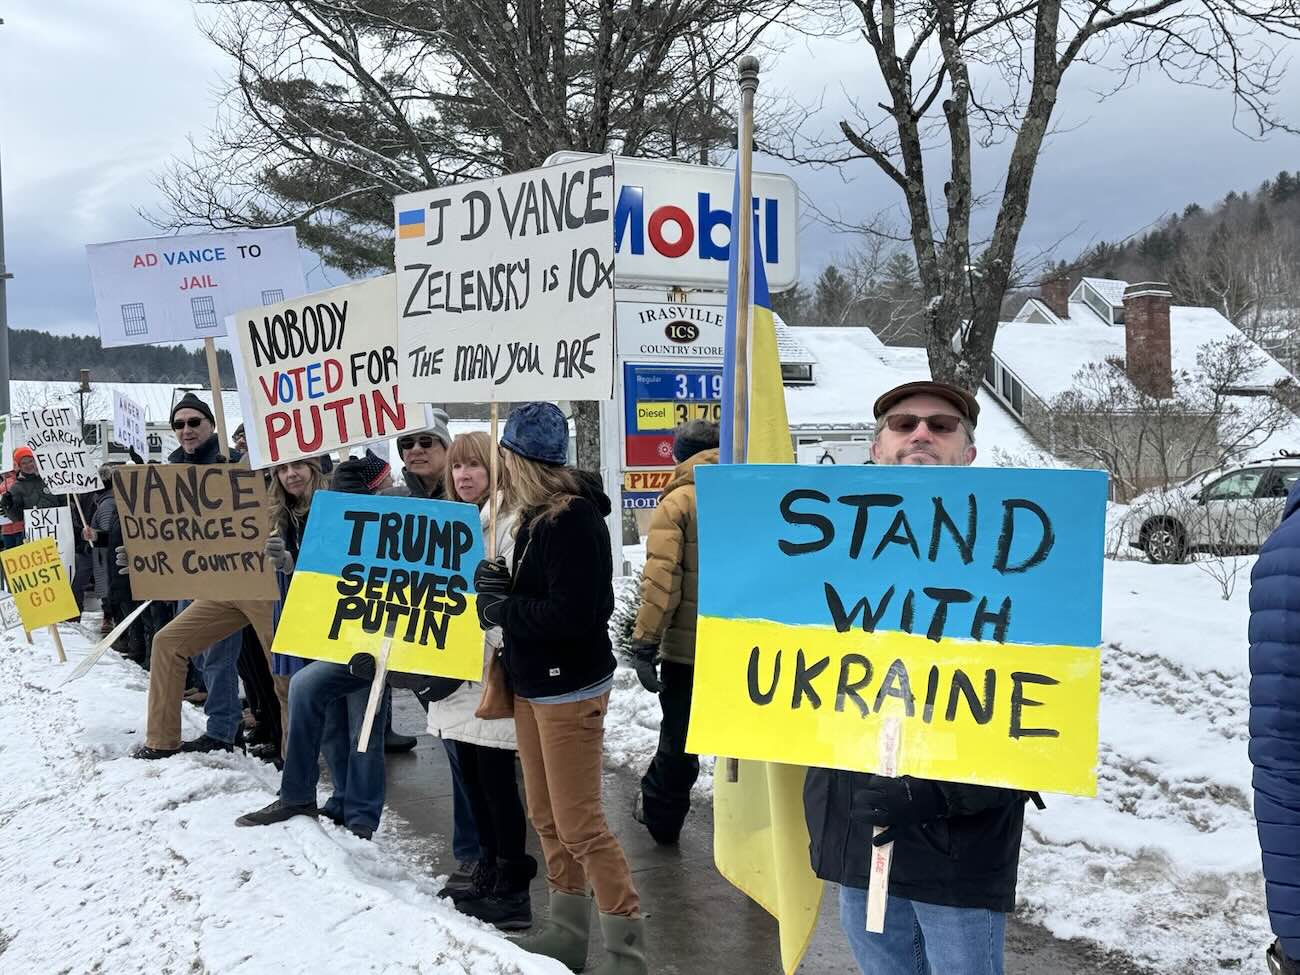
[497, 472, 616, 699]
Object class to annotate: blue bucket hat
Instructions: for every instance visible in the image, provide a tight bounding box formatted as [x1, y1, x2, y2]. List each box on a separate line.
[501, 402, 568, 466]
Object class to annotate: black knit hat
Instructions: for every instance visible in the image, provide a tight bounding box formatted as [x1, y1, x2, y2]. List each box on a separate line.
[170, 392, 215, 426]
[673, 420, 720, 462]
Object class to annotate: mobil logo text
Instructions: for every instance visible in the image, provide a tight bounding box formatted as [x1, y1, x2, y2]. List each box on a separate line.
[614, 186, 781, 266]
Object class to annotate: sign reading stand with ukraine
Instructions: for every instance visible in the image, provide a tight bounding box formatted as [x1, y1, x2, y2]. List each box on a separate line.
[272, 492, 486, 680]
[686, 464, 1108, 797]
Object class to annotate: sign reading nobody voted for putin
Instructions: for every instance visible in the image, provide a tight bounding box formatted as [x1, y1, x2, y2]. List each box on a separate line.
[273, 492, 486, 680]
[395, 157, 615, 402]
[114, 465, 278, 601]
[686, 465, 1108, 797]
[229, 275, 434, 468]
[1, 539, 77, 631]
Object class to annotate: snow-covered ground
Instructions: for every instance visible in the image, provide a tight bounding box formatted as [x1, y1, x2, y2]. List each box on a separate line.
[0, 629, 567, 975]
[604, 555, 1269, 970]
[0, 554, 1268, 972]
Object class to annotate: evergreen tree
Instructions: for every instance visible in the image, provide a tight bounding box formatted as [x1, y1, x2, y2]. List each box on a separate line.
[813, 265, 855, 324]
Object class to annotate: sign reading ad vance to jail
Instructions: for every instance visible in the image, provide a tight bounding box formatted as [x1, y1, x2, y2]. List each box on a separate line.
[394, 157, 615, 403]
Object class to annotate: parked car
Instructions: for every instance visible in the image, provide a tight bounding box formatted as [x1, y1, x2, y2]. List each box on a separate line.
[1128, 455, 1300, 562]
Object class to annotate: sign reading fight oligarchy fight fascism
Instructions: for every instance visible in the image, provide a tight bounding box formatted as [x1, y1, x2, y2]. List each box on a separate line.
[394, 156, 616, 403]
[272, 492, 486, 680]
[1, 538, 77, 632]
[15, 403, 100, 494]
[229, 275, 434, 468]
[86, 229, 306, 348]
[114, 464, 278, 601]
[686, 465, 1108, 797]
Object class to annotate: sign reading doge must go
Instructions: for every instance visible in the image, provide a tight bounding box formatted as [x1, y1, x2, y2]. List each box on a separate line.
[114, 464, 278, 601]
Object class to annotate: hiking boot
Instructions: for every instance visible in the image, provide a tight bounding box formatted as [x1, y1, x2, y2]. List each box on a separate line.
[513, 890, 591, 971]
[180, 734, 237, 754]
[1269, 939, 1298, 975]
[587, 914, 647, 975]
[130, 744, 180, 760]
[348, 824, 373, 840]
[384, 728, 418, 753]
[448, 859, 497, 903]
[458, 855, 537, 931]
[633, 793, 680, 846]
[235, 799, 319, 828]
[438, 859, 483, 900]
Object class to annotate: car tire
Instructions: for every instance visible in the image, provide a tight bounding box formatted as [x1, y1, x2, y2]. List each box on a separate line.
[1143, 520, 1188, 564]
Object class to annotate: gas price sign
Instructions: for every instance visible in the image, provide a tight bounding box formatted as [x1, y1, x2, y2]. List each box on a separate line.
[623, 363, 723, 468]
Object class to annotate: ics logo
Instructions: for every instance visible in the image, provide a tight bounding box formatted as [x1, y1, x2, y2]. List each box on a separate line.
[665, 321, 699, 344]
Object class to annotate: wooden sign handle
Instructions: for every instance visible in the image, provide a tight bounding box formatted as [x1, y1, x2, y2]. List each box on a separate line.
[355, 637, 393, 753]
[866, 715, 903, 933]
[48, 624, 67, 664]
[204, 337, 229, 451]
[488, 401, 499, 561]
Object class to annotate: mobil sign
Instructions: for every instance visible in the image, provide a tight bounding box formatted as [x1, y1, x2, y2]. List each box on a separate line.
[546, 153, 799, 292]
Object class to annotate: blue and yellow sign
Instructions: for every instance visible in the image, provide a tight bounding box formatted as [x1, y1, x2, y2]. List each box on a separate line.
[272, 491, 486, 679]
[686, 465, 1108, 796]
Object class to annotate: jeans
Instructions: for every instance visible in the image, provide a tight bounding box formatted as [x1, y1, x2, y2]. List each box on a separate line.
[178, 599, 243, 744]
[442, 739, 484, 861]
[281, 660, 389, 833]
[639, 660, 699, 841]
[839, 885, 1006, 975]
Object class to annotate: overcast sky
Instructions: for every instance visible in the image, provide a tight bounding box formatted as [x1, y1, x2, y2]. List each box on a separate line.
[2, 0, 1298, 340]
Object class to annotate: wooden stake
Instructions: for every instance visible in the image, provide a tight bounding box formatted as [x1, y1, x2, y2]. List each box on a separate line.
[48, 624, 67, 663]
[356, 636, 393, 753]
[866, 716, 904, 934]
[725, 54, 761, 788]
[488, 402, 499, 560]
[203, 337, 229, 451]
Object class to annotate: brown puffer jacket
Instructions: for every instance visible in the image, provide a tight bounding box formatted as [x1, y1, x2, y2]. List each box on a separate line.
[632, 448, 718, 665]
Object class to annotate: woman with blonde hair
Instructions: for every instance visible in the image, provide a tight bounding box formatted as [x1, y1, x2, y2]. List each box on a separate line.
[428, 431, 536, 929]
[473, 402, 645, 975]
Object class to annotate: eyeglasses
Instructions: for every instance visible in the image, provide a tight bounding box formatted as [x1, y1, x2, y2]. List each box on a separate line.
[172, 417, 208, 431]
[881, 412, 964, 435]
[398, 435, 439, 451]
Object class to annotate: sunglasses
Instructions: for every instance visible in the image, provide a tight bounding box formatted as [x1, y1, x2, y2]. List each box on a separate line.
[398, 435, 439, 451]
[881, 412, 964, 435]
[172, 417, 208, 431]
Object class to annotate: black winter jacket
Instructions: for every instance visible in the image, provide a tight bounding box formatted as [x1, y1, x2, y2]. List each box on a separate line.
[498, 473, 616, 699]
[168, 435, 226, 466]
[803, 768, 1029, 912]
[0, 472, 62, 524]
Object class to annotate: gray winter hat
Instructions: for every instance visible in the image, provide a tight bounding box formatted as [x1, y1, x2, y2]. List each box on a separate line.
[673, 420, 720, 462]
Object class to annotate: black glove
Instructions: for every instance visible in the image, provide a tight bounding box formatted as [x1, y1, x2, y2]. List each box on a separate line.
[859, 776, 947, 846]
[115, 545, 130, 576]
[476, 591, 508, 630]
[348, 652, 376, 682]
[474, 557, 511, 595]
[630, 639, 662, 693]
[264, 535, 294, 574]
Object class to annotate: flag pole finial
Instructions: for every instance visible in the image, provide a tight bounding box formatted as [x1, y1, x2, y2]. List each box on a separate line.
[738, 54, 760, 89]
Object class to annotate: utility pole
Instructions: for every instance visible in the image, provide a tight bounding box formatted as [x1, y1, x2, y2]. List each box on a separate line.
[0, 16, 11, 417]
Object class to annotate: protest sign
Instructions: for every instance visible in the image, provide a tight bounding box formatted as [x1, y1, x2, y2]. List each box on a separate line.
[228, 275, 434, 468]
[0, 593, 21, 631]
[15, 403, 99, 494]
[114, 464, 277, 601]
[113, 391, 147, 457]
[1, 538, 78, 631]
[394, 156, 616, 402]
[686, 465, 1108, 797]
[25, 506, 74, 572]
[272, 491, 486, 680]
[86, 228, 306, 348]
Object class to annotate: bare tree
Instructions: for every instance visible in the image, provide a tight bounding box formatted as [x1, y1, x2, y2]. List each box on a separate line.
[781, 0, 1300, 392]
[154, 0, 795, 468]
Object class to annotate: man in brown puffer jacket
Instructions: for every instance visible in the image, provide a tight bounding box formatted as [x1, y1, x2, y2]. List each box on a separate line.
[630, 420, 719, 845]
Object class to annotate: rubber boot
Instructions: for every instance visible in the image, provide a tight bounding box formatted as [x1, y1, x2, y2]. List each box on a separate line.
[587, 914, 647, 975]
[513, 890, 591, 972]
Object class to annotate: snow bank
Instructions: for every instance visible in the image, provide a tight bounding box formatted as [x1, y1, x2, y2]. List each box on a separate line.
[605, 555, 1270, 969]
[0, 631, 566, 975]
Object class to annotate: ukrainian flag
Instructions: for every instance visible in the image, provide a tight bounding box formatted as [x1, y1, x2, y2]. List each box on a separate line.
[711, 181, 825, 974]
[397, 208, 426, 240]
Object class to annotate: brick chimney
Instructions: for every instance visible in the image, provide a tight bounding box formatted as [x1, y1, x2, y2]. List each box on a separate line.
[1039, 276, 1070, 320]
[1123, 282, 1174, 398]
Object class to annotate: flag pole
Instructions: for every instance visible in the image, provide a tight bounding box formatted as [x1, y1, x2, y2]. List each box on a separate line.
[725, 54, 760, 785]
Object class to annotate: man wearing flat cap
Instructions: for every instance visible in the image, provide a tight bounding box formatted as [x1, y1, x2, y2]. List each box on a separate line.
[804, 379, 1035, 975]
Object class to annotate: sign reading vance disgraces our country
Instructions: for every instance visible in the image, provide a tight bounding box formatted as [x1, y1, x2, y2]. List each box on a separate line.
[272, 492, 486, 680]
[686, 465, 1109, 797]
[114, 464, 278, 601]
[394, 156, 616, 403]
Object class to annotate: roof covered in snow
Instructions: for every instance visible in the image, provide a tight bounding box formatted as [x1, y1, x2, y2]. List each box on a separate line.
[1079, 276, 1128, 306]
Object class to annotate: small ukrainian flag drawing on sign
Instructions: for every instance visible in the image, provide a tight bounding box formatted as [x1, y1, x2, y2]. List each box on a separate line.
[397, 209, 425, 240]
